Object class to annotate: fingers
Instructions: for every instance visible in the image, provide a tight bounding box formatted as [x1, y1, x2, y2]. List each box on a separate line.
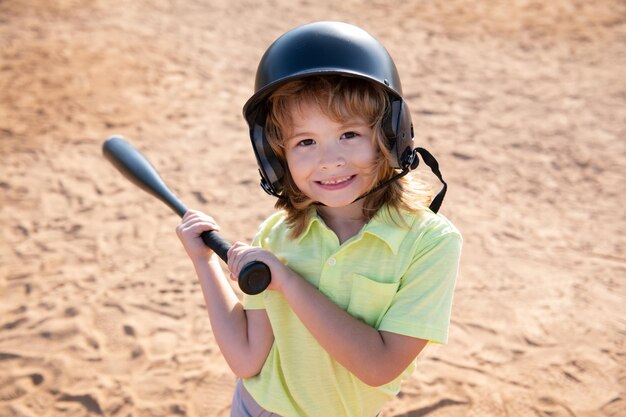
[177, 209, 221, 235]
[182, 209, 220, 228]
[175, 210, 223, 261]
[227, 244, 284, 292]
[227, 243, 278, 282]
[226, 242, 248, 278]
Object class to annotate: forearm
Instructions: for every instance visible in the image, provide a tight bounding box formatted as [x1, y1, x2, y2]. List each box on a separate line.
[280, 270, 400, 386]
[192, 257, 264, 377]
[224, 241, 426, 384]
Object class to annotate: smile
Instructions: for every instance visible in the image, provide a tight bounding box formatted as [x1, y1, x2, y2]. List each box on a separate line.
[317, 175, 355, 185]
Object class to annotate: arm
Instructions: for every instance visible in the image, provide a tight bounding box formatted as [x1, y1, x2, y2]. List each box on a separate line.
[227, 244, 428, 387]
[227, 230, 461, 386]
[177, 210, 274, 378]
[279, 269, 428, 386]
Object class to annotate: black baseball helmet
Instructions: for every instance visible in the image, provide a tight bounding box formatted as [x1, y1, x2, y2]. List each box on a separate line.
[243, 21, 414, 197]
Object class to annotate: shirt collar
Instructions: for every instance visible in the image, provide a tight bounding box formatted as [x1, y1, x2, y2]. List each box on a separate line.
[296, 206, 411, 255]
[295, 207, 324, 243]
[361, 207, 411, 255]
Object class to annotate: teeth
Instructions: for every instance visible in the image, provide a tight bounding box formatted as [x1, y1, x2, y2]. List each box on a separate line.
[320, 176, 352, 185]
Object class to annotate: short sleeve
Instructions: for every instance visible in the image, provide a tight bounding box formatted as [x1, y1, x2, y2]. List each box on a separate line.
[378, 232, 462, 344]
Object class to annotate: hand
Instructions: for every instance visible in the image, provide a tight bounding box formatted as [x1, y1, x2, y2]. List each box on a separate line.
[176, 209, 221, 263]
[227, 242, 289, 292]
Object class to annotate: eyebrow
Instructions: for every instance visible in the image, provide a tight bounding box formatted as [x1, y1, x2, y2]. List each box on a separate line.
[292, 118, 367, 134]
[287, 129, 314, 140]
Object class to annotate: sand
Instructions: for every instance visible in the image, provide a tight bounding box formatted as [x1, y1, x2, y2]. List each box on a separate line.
[1, 0, 625, 416]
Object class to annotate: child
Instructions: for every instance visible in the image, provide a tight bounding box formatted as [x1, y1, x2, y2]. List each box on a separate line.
[177, 21, 462, 417]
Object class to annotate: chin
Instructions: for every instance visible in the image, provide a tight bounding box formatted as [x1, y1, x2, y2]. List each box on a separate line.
[316, 196, 363, 208]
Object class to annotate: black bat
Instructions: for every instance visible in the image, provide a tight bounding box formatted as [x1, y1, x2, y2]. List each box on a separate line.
[102, 135, 271, 295]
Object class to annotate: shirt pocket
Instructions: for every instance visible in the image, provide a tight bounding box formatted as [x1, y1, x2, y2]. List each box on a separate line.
[346, 273, 400, 329]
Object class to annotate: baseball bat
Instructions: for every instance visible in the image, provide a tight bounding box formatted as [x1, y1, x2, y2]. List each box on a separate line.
[102, 135, 271, 295]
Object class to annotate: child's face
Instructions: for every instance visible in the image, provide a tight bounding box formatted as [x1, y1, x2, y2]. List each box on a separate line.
[283, 99, 378, 209]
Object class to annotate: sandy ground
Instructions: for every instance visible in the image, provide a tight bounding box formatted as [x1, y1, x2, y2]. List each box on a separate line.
[1, 1, 625, 416]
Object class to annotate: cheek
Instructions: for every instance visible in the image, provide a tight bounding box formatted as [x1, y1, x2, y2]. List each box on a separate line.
[285, 151, 312, 180]
[353, 146, 379, 171]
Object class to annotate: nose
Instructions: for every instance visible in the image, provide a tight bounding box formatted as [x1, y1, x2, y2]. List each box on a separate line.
[319, 144, 346, 170]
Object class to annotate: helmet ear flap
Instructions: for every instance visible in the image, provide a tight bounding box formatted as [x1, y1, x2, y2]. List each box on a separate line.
[250, 119, 285, 196]
[382, 98, 414, 169]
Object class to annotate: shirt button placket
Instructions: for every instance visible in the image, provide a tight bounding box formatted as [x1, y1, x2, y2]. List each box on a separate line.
[319, 257, 337, 291]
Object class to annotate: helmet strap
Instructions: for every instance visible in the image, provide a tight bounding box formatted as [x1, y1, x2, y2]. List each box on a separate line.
[352, 147, 448, 213]
[414, 147, 447, 213]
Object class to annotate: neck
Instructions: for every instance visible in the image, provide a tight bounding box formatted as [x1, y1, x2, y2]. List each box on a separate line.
[316, 203, 366, 244]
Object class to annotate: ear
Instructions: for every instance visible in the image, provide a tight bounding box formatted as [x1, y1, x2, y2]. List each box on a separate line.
[250, 123, 285, 195]
[382, 98, 414, 169]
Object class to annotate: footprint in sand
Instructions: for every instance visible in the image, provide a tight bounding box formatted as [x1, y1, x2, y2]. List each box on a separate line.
[0, 372, 44, 402]
[0, 354, 55, 403]
[90, 303, 147, 374]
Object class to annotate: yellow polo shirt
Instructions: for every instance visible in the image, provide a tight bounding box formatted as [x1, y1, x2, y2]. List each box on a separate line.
[243, 206, 462, 417]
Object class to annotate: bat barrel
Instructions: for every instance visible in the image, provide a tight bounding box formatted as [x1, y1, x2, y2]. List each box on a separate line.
[103, 136, 188, 217]
[102, 135, 271, 295]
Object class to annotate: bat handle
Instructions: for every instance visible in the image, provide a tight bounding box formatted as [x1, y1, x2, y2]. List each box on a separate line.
[200, 230, 271, 295]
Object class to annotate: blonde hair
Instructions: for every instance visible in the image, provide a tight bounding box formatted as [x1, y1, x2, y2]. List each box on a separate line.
[264, 76, 433, 237]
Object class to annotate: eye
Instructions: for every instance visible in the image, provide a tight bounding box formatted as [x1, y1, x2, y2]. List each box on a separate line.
[296, 138, 316, 147]
[340, 131, 359, 139]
